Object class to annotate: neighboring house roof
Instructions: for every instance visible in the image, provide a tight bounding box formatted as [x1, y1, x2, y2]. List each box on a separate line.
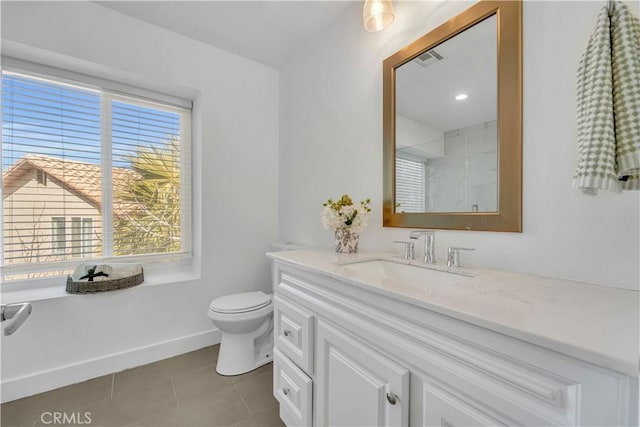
[2, 154, 140, 215]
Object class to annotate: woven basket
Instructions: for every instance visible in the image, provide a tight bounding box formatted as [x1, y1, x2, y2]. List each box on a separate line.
[66, 264, 144, 294]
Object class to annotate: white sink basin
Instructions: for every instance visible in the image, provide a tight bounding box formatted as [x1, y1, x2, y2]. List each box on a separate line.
[341, 259, 472, 288]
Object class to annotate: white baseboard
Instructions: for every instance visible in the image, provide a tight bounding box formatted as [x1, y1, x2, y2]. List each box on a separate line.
[1, 328, 221, 403]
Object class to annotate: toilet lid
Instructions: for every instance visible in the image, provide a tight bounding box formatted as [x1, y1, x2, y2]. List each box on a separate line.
[209, 291, 271, 314]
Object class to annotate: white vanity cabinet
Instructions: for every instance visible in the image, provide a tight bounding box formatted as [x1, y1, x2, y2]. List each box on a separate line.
[315, 320, 409, 426]
[270, 257, 638, 427]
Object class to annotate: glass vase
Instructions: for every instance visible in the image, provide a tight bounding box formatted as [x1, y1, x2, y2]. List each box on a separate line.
[334, 228, 359, 253]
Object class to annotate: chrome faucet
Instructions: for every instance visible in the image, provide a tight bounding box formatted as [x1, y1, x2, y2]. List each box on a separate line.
[409, 230, 436, 264]
[447, 246, 475, 267]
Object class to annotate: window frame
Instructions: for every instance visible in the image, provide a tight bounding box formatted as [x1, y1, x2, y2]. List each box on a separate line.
[69, 217, 93, 258]
[81, 218, 92, 258]
[36, 170, 47, 186]
[1, 59, 193, 280]
[51, 217, 66, 256]
[71, 217, 82, 258]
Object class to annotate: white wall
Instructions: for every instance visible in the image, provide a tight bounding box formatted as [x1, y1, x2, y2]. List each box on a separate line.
[396, 114, 444, 158]
[279, 1, 640, 290]
[1, 1, 279, 401]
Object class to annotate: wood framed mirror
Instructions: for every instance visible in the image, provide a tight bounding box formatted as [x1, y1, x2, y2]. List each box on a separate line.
[383, 0, 522, 232]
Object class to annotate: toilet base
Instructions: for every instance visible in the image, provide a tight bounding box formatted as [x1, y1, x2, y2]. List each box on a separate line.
[216, 321, 273, 376]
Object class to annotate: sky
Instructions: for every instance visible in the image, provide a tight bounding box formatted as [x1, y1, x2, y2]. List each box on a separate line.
[1, 72, 181, 171]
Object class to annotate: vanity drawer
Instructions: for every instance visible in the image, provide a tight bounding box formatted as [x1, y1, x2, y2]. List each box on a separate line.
[274, 348, 313, 427]
[274, 295, 314, 373]
[421, 381, 513, 427]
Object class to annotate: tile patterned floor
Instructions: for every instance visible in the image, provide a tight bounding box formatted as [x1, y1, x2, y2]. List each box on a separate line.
[1, 345, 285, 427]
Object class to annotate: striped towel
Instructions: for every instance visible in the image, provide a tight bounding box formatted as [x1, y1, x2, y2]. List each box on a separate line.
[612, 3, 640, 189]
[574, 2, 640, 192]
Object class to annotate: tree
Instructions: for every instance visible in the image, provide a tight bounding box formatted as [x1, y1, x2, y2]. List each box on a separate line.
[113, 138, 181, 256]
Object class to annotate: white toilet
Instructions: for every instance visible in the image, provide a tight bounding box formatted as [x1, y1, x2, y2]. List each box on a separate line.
[207, 291, 274, 376]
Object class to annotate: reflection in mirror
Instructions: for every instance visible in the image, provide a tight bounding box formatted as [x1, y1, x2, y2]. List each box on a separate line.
[395, 15, 497, 213]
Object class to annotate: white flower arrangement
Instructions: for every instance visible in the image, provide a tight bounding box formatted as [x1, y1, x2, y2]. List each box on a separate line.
[321, 194, 372, 234]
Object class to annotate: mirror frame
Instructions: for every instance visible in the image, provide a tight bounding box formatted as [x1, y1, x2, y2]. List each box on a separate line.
[383, 0, 522, 232]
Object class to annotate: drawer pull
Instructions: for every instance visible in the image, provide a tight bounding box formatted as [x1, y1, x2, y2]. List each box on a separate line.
[284, 330, 291, 337]
[386, 392, 398, 405]
[283, 387, 290, 396]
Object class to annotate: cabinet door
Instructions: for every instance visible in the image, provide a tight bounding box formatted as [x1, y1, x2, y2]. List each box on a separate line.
[316, 320, 409, 427]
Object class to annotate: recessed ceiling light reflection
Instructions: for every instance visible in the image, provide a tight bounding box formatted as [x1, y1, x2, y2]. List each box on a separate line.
[455, 93, 469, 101]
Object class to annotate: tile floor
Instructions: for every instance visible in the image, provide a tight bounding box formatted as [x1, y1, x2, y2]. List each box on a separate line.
[1, 345, 285, 427]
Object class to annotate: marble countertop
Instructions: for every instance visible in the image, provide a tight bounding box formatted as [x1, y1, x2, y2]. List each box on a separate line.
[267, 248, 639, 377]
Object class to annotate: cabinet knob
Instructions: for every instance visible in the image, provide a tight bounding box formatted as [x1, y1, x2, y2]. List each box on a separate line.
[283, 330, 291, 337]
[386, 392, 398, 405]
[283, 387, 290, 396]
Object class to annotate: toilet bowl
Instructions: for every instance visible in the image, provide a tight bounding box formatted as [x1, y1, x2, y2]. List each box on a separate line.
[208, 291, 273, 376]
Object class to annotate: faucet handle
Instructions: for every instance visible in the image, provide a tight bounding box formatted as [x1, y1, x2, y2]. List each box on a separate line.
[393, 241, 415, 260]
[447, 246, 475, 268]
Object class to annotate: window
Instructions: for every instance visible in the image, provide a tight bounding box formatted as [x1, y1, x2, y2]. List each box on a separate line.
[71, 217, 81, 258]
[82, 218, 93, 258]
[70, 217, 93, 258]
[395, 157, 426, 213]
[1, 66, 192, 280]
[36, 170, 47, 186]
[51, 217, 66, 255]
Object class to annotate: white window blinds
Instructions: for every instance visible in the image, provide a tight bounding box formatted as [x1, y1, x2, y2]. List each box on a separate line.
[1, 69, 192, 279]
[395, 157, 426, 213]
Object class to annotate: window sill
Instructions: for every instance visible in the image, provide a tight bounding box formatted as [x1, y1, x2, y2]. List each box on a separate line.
[0, 261, 201, 304]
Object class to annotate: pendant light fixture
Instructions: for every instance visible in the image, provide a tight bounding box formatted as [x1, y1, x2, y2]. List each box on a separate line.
[363, 0, 394, 32]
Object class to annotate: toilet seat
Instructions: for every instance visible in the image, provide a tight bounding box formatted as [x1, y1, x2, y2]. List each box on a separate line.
[209, 291, 271, 314]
